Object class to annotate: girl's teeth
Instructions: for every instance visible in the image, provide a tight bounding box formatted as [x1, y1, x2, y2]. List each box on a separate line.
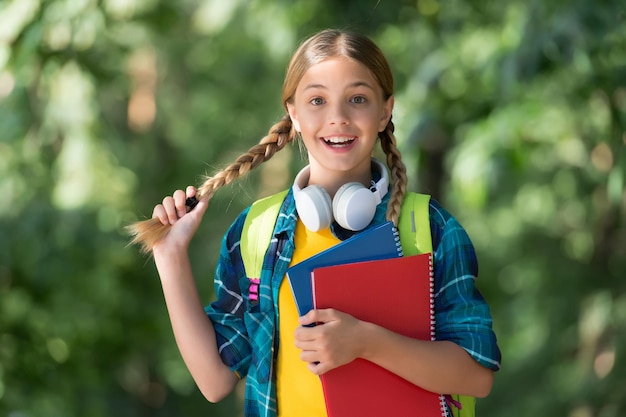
[324, 137, 354, 144]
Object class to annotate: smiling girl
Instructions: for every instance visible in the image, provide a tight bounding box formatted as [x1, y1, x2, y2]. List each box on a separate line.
[128, 29, 501, 417]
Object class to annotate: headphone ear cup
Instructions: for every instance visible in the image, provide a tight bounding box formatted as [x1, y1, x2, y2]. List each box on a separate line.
[294, 185, 333, 232]
[333, 182, 377, 231]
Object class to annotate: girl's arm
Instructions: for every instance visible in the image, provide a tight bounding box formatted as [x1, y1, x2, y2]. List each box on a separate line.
[296, 309, 493, 398]
[151, 187, 238, 402]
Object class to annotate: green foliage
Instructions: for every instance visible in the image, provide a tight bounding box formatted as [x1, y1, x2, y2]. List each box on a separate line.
[1, 0, 624, 416]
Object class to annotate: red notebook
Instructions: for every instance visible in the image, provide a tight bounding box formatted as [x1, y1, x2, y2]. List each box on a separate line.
[311, 254, 448, 417]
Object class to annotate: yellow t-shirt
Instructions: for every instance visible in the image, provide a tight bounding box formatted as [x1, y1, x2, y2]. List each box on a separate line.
[276, 220, 341, 417]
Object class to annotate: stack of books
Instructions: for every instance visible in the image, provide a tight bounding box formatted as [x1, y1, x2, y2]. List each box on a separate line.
[286, 221, 448, 417]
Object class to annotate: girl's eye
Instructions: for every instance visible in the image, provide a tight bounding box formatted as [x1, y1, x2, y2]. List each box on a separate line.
[351, 96, 367, 104]
[310, 97, 325, 106]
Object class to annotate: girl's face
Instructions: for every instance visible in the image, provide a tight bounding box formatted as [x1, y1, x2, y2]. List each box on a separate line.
[287, 57, 393, 184]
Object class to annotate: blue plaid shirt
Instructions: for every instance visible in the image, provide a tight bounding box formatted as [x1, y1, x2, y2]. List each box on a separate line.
[205, 189, 501, 417]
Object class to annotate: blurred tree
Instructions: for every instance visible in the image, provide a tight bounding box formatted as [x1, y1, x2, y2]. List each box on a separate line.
[0, 0, 624, 416]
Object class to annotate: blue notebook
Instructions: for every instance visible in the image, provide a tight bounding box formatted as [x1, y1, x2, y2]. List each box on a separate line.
[286, 221, 403, 317]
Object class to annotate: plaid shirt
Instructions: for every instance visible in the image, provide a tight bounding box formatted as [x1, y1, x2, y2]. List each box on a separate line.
[205, 189, 501, 417]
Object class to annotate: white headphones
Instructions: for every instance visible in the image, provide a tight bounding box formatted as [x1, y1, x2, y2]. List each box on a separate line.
[292, 159, 389, 232]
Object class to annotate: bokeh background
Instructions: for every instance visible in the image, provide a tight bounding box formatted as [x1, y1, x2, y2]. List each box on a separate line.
[1, 0, 625, 416]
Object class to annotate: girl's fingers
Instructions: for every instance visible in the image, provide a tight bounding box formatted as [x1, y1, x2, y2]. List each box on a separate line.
[152, 187, 202, 226]
[152, 204, 168, 225]
[161, 196, 178, 224]
[173, 189, 187, 218]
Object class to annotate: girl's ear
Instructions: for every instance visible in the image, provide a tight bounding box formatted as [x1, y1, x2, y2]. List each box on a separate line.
[286, 102, 301, 132]
[378, 96, 394, 132]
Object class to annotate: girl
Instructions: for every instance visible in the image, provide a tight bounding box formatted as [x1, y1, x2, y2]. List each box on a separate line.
[128, 29, 501, 417]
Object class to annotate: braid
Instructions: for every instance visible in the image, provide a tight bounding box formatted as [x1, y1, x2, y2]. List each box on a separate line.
[196, 116, 293, 199]
[127, 114, 295, 254]
[379, 119, 408, 227]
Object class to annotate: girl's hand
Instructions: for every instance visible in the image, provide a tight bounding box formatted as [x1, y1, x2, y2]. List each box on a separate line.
[151, 186, 209, 253]
[294, 309, 367, 375]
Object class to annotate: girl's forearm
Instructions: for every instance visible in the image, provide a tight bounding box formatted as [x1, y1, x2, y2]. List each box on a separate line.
[360, 321, 494, 398]
[154, 250, 238, 402]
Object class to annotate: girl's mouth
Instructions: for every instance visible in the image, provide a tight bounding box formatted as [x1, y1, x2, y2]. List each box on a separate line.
[322, 136, 356, 147]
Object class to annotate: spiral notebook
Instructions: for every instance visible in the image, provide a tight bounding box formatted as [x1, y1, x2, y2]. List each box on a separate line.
[286, 221, 403, 317]
[311, 254, 448, 417]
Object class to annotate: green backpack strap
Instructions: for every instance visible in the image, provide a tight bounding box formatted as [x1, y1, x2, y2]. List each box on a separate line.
[450, 396, 476, 417]
[241, 189, 475, 417]
[399, 192, 433, 255]
[241, 190, 288, 280]
[399, 192, 475, 417]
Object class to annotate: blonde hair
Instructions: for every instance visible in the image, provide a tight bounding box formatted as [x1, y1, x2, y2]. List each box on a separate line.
[127, 29, 408, 253]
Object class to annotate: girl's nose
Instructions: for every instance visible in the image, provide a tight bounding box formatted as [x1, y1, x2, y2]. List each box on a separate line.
[328, 102, 350, 125]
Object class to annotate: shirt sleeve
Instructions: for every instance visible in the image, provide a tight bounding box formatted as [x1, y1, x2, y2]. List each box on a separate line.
[204, 208, 253, 378]
[430, 200, 502, 371]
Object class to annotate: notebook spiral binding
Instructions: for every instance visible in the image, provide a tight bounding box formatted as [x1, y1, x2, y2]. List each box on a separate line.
[392, 225, 404, 257]
[439, 394, 450, 417]
[430, 253, 450, 417]
[429, 253, 436, 341]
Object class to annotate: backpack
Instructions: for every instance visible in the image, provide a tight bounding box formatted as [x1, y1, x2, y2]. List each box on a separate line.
[240, 189, 475, 417]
